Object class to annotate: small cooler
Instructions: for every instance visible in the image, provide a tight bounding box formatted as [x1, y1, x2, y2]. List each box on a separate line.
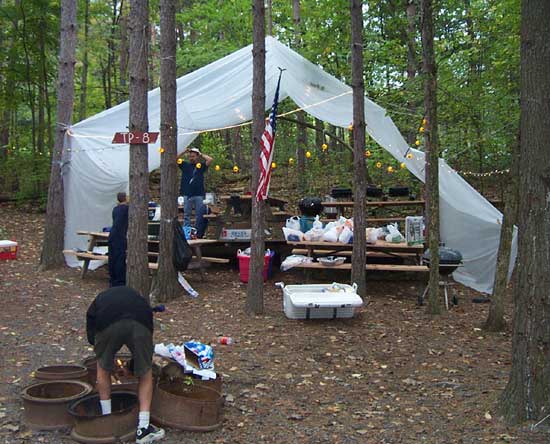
[0, 240, 18, 260]
[278, 283, 363, 319]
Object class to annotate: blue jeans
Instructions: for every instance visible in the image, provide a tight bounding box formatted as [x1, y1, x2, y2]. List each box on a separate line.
[183, 195, 205, 236]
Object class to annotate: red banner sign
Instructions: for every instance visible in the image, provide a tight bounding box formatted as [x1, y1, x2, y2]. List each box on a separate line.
[112, 131, 159, 144]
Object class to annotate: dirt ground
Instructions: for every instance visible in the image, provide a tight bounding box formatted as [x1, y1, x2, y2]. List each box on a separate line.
[0, 204, 548, 444]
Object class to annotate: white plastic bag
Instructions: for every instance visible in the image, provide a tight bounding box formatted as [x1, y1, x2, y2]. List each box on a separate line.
[282, 227, 304, 242]
[366, 227, 379, 244]
[312, 215, 323, 230]
[322, 226, 340, 243]
[286, 216, 301, 231]
[280, 255, 313, 271]
[385, 224, 404, 243]
[338, 226, 353, 244]
[304, 227, 324, 241]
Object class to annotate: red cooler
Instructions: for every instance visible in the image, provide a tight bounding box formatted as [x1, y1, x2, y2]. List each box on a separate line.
[0, 240, 18, 260]
[237, 250, 271, 283]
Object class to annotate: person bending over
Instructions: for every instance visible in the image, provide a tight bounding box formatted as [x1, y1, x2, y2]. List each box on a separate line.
[178, 147, 213, 237]
[108, 192, 129, 287]
[86, 286, 165, 443]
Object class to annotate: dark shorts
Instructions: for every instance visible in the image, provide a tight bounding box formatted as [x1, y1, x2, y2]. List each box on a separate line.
[94, 319, 153, 377]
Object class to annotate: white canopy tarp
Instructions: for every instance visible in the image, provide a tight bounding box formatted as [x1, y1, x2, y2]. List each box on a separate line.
[64, 36, 515, 294]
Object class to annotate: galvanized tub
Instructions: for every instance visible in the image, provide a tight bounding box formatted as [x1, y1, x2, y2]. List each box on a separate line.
[34, 364, 89, 383]
[68, 391, 138, 443]
[21, 380, 93, 430]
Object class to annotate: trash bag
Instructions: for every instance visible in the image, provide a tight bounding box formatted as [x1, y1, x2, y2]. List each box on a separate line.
[286, 216, 301, 231]
[173, 217, 193, 271]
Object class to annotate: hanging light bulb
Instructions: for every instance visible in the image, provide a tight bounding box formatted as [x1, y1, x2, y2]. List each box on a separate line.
[415, 140, 421, 146]
[214, 164, 221, 171]
[376, 162, 382, 169]
[196, 162, 202, 169]
[348, 124, 353, 131]
[419, 127, 425, 133]
[406, 153, 414, 159]
[365, 150, 372, 157]
[177, 158, 183, 164]
[387, 166, 394, 173]
[233, 165, 239, 173]
[422, 118, 427, 126]
[400, 162, 406, 169]
[306, 151, 312, 159]
[288, 157, 295, 165]
[158, 147, 165, 154]
[271, 161, 277, 169]
[321, 143, 328, 151]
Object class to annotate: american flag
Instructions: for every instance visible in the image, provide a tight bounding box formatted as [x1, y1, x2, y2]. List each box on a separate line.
[256, 69, 284, 201]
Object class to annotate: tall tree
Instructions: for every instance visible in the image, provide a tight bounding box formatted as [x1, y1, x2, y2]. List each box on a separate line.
[152, 0, 180, 302]
[499, 0, 550, 424]
[421, 0, 441, 314]
[293, 0, 307, 193]
[484, 133, 519, 331]
[40, 0, 78, 270]
[266, 0, 272, 36]
[405, 0, 418, 145]
[350, 0, 367, 298]
[79, 0, 90, 121]
[126, 0, 150, 297]
[246, 0, 266, 315]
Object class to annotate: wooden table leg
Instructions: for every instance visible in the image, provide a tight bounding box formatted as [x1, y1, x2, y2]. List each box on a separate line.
[192, 246, 205, 281]
[81, 235, 99, 279]
[81, 259, 90, 279]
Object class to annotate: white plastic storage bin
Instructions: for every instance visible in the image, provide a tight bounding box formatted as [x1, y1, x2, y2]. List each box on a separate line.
[278, 283, 363, 320]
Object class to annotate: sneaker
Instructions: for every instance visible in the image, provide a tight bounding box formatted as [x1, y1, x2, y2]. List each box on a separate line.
[136, 424, 165, 443]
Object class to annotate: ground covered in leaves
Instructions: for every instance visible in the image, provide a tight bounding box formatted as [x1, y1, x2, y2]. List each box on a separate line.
[0, 204, 548, 444]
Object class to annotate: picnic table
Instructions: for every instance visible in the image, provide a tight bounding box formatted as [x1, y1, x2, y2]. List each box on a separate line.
[206, 194, 290, 241]
[286, 239, 428, 273]
[64, 231, 224, 279]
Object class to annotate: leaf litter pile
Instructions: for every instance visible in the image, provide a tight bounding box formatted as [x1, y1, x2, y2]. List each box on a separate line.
[0, 204, 548, 444]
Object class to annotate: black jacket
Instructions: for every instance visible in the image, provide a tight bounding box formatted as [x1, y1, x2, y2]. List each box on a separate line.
[86, 286, 153, 345]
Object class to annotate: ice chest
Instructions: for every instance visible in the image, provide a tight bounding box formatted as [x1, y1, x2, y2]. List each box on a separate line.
[0, 240, 18, 260]
[280, 283, 363, 319]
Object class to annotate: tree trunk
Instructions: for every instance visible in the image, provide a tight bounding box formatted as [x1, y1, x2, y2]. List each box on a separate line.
[246, 0, 266, 315]
[266, 0, 273, 36]
[499, 0, 550, 424]
[405, 0, 417, 145]
[292, 0, 307, 192]
[79, 0, 90, 121]
[40, 0, 77, 270]
[484, 134, 519, 332]
[126, 0, 150, 298]
[315, 118, 327, 166]
[232, 126, 244, 168]
[350, 0, 367, 298]
[421, 0, 441, 314]
[148, 23, 156, 90]
[151, 0, 179, 303]
[37, 16, 47, 156]
[119, 4, 129, 102]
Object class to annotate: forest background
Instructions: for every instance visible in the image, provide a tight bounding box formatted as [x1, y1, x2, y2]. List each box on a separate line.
[0, 0, 518, 206]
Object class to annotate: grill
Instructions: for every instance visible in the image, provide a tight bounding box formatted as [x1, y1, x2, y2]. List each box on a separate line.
[330, 187, 353, 199]
[422, 247, 463, 275]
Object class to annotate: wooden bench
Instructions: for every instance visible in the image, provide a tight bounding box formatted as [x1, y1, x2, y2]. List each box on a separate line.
[291, 262, 428, 272]
[64, 249, 228, 278]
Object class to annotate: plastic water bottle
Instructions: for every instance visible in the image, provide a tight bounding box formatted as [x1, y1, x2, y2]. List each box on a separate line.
[217, 336, 234, 345]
